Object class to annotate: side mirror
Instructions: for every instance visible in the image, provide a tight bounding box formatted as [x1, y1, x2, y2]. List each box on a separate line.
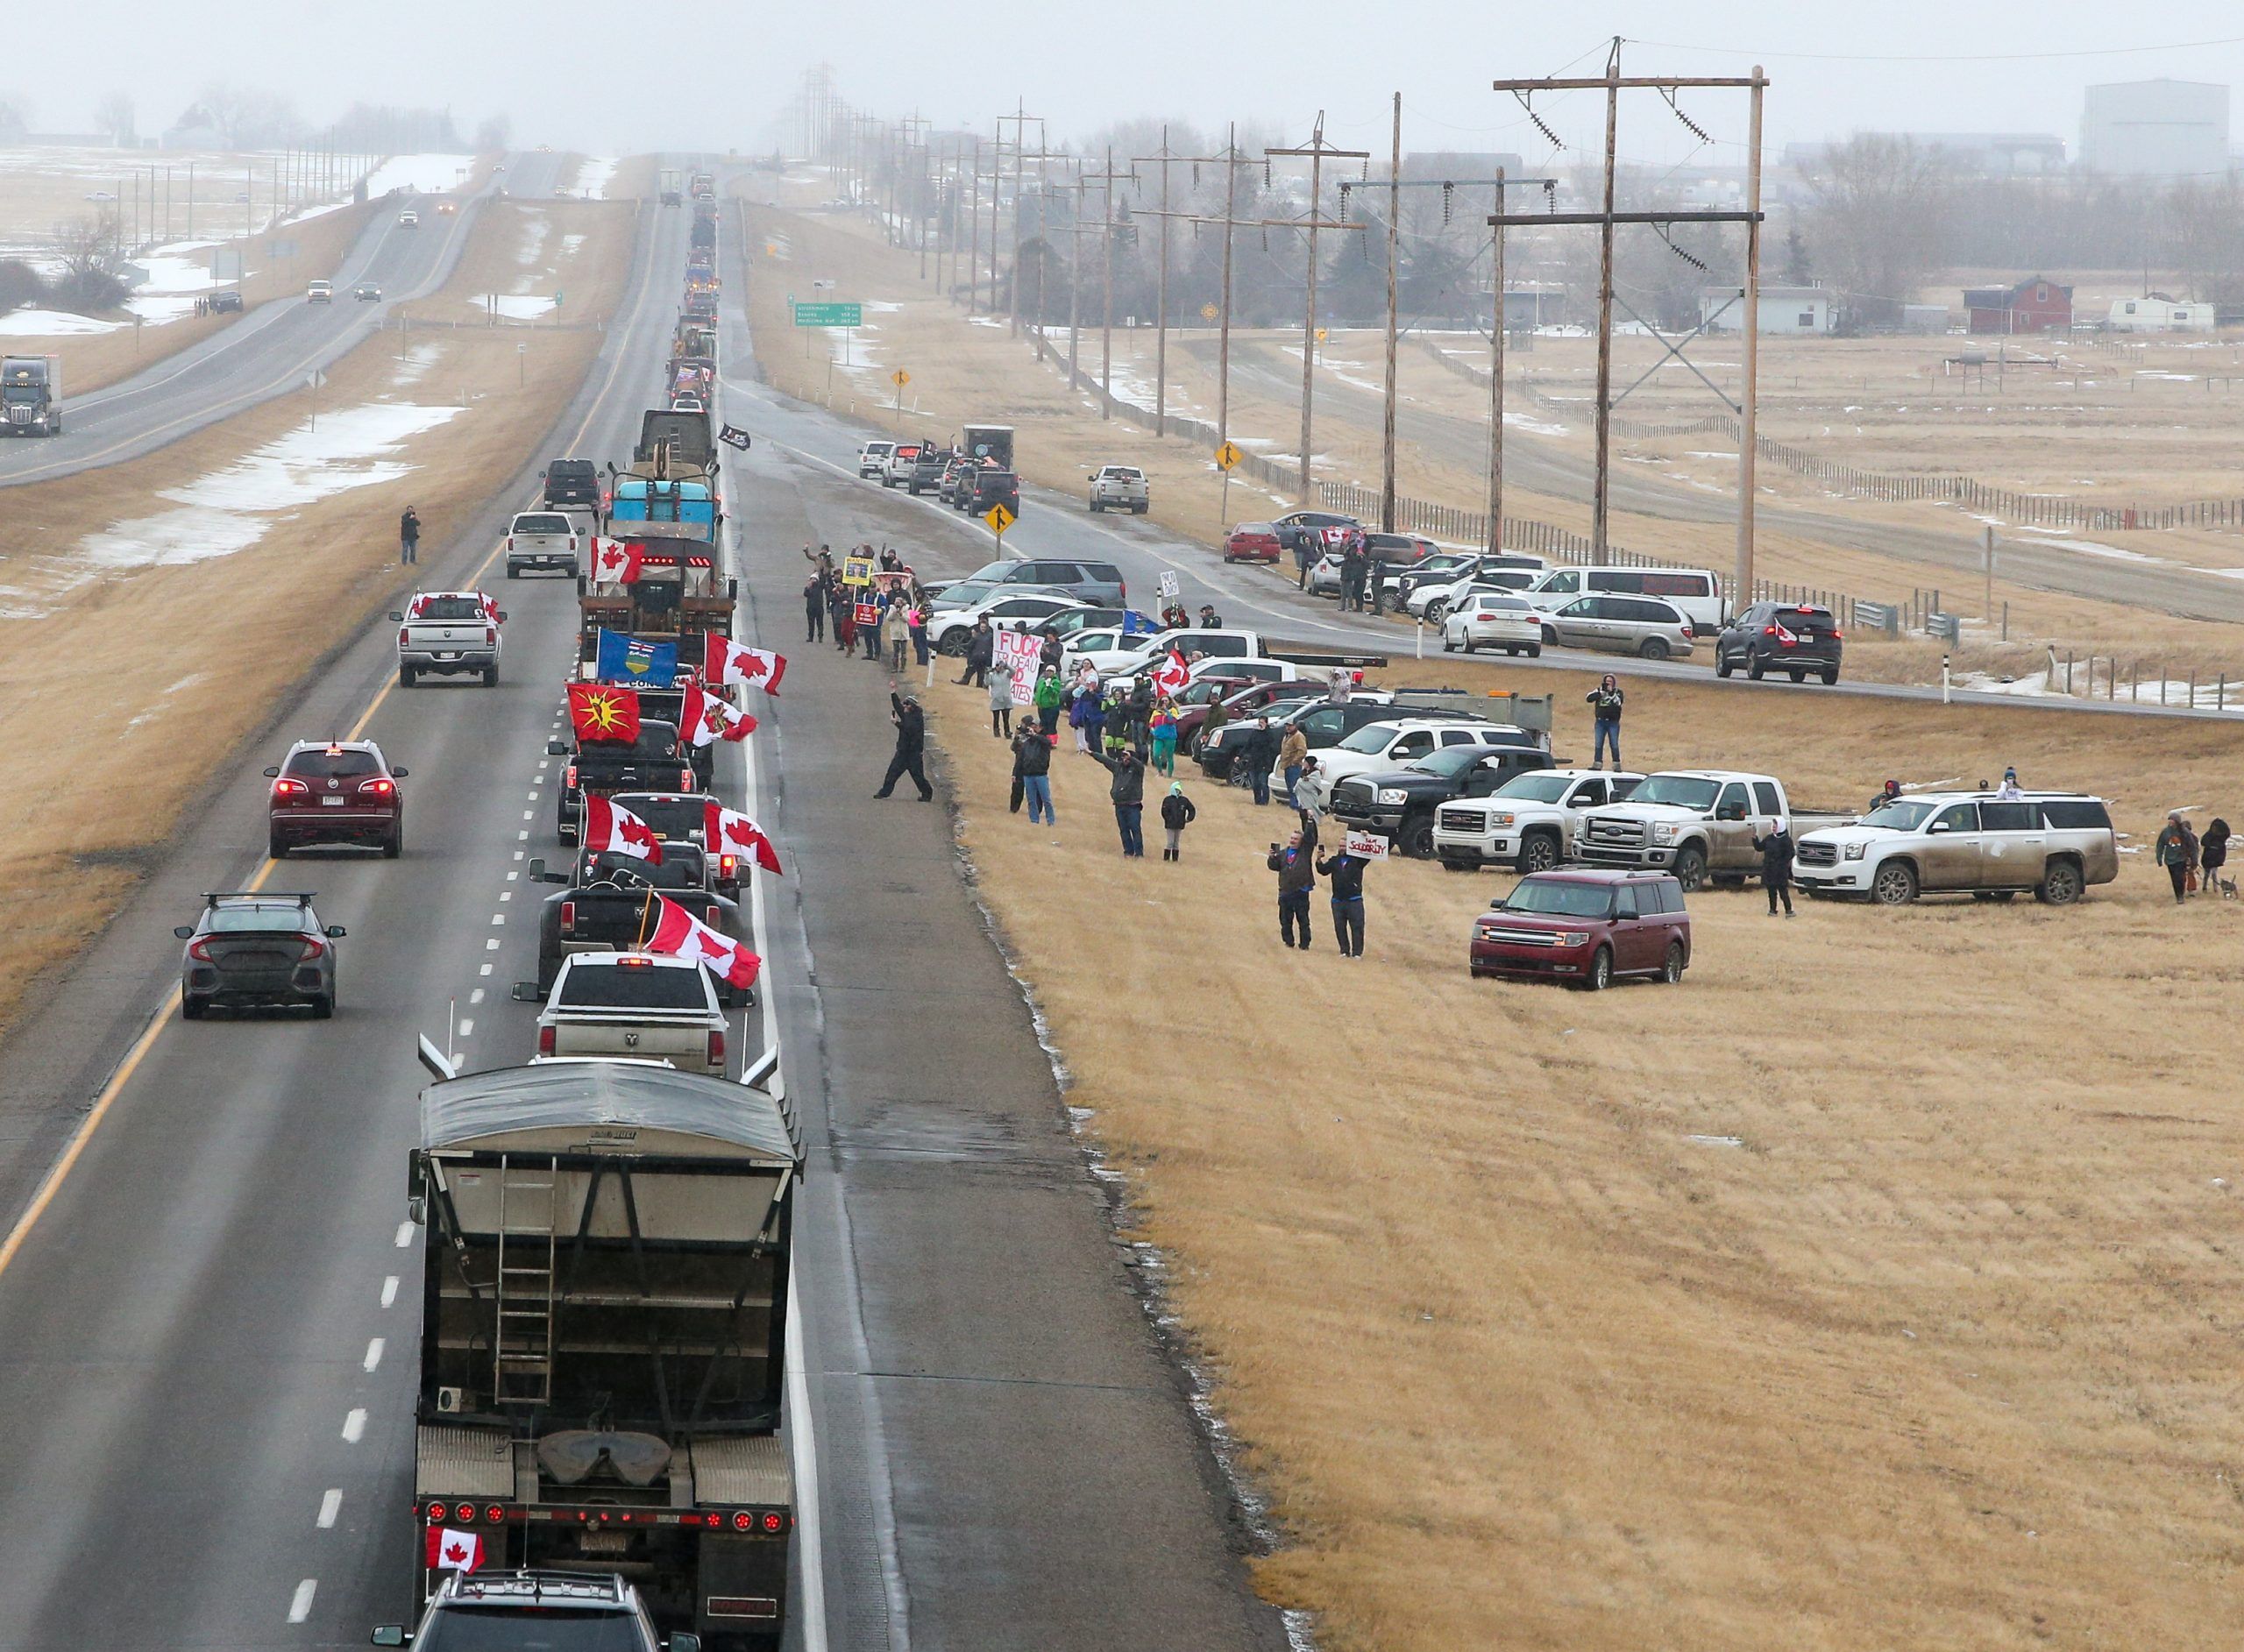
[547, 740, 571, 755]
[325, 925, 348, 939]
[527, 858, 547, 879]
[388, 611, 404, 622]
[668, 1636, 702, 1652]
[263, 765, 281, 778]
[371, 1630, 411, 1648]
[496, 611, 508, 623]
[174, 925, 195, 939]
[510, 982, 543, 1003]
[1929, 821, 1950, 833]
[390, 766, 410, 779]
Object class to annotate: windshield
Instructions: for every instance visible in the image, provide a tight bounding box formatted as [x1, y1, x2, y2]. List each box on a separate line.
[609, 796, 704, 838]
[579, 723, 680, 761]
[515, 514, 572, 535]
[1629, 775, 1721, 810]
[556, 962, 710, 1010]
[1336, 723, 1403, 754]
[581, 849, 704, 890]
[1406, 746, 1489, 779]
[287, 748, 380, 778]
[1499, 879, 1616, 919]
[1494, 773, 1574, 803]
[417, 1606, 651, 1652]
[411, 597, 486, 621]
[205, 906, 310, 933]
[1861, 800, 1936, 831]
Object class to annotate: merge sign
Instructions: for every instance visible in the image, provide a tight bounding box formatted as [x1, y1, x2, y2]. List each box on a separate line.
[792, 301, 862, 327]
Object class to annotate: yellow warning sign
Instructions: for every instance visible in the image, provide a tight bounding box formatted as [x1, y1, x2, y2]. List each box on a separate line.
[890, 369, 911, 387]
[984, 503, 1016, 536]
[1200, 302, 1218, 322]
[1315, 327, 1329, 344]
[1214, 441, 1243, 472]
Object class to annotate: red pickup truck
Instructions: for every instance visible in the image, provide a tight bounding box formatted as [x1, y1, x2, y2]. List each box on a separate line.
[1468, 869, 1689, 991]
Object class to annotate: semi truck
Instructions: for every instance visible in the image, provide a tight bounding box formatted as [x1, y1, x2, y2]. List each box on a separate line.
[405, 1050, 800, 1648]
[660, 169, 685, 207]
[2, 354, 60, 436]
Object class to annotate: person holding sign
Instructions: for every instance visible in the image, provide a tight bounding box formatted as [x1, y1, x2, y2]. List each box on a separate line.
[1317, 839, 1374, 958]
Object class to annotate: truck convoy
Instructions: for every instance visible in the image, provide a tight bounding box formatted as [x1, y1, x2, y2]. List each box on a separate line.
[405, 1052, 800, 1647]
[1, 354, 60, 436]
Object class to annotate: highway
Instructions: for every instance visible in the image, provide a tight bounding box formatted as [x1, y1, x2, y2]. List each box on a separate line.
[0, 151, 565, 491]
[0, 187, 1285, 1652]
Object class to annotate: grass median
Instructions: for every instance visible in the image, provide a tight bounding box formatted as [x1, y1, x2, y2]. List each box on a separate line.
[918, 649, 2244, 1650]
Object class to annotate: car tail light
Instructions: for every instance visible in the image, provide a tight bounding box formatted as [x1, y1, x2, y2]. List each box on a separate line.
[505, 535, 514, 551]
[485, 626, 498, 645]
[560, 900, 575, 934]
[361, 777, 396, 798]
[707, 1029, 726, 1067]
[565, 764, 578, 789]
[398, 627, 410, 648]
[706, 904, 722, 925]
[679, 767, 695, 790]
[1829, 628, 1843, 640]
[298, 936, 327, 961]
[187, 938, 217, 962]
[272, 777, 310, 798]
[718, 854, 737, 878]
[537, 1025, 556, 1055]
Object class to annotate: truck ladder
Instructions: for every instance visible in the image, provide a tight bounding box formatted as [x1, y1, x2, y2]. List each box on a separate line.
[493, 1155, 560, 1406]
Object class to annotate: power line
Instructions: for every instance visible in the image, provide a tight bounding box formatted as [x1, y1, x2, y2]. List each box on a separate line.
[1626, 30, 2244, 63]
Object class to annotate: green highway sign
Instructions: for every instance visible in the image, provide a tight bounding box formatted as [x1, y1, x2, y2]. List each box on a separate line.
[792, 301, 863, 327]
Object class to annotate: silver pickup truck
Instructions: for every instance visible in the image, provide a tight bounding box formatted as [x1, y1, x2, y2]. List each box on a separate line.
[1088, 464, 1149, 514]
[512, 952, 728, 1074]
[390, 591, 504, 687]
[1575, 769, 1850, 890]
[504, 509, 582, 578]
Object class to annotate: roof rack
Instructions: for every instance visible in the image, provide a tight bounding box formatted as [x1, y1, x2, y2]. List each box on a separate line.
[202, 890, 316, 905]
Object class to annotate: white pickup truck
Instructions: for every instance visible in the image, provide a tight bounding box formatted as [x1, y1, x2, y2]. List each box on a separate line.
[1433, 768, 1644, 873]
[1088, 464, 1149, 514]
[1573, 769, 1850, 890]
[512, 952, 728, 1075]
[390, 591, 504, 687]
[504, 509, 581, 578]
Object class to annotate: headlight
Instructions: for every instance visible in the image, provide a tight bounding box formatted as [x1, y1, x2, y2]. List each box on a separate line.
[1488, 812, 1515, 827]
[1651, 823, 1678, 844]
[1843, 842, 1867, 861]
[1374, 788, 1409, 805]
[1559, 932, 1591, 947]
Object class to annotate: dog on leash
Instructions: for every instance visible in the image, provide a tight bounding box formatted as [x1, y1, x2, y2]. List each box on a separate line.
[2219, 876, 2238, 901]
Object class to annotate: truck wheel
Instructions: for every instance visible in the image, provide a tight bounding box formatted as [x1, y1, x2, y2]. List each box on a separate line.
[1715, 649, 1734, 678]
[1871, 861, 1919, 905]
[1637, 636, 1670, 660]
[506, 564, 520, 579]
[399, 664, 416, 687]
[1400, 813, 1437, 859]
[1090, 498, 1104, 513]
[1579, 946, 1613, 991]
[1660, 941, 1686, 984]
[1519, 831, 1562, 873]
[1135, 503, 1148, 514]
[1672, 845, 1707, 891]
[1424, 599, 1447, 626]
[482, 664, 499, 687]
[2035, 860, 2084, 905]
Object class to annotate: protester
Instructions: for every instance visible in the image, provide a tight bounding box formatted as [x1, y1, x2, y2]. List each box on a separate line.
[1154, 781, 1197, 861]
[861, 592, 884, 661]
[908, 597, 929, 667]
[1126, 676, 1155, 758]
[1237, 716, 1275, 805]
[1160, 601, 1190, 630]
[1266, 818, 1319, 948]
[1013, 723, 1054, 826]
[874, 692, 934, 802]
[399, 506, 421, 565]
[1092, 745, 1147, 857]
[1279, 722, 1310, 808]
[2203, 816, 2232, 895]
[1198, 602, 1223, 628]
[1100, 685, 1130, 761]
[1317, 839, 1369, 956]
[2155, 812, 2197, 904]
[955, 618, 991, 687]
[987, 655, 1015, 738]
[1753, 817, 1796, 918]
[1148, 697, 1179, 776]
[1997, 767, 2024, 800]
[1071, 678, 1104, 755]
[1367, 557, 1389, 616]
[1868, 777, 1902, 812]
[830, 586, 856, 654]
[884, 596, 913, 670]
[1586, 675, 1624, 769]
[1039, 631, 1065, 673]
[803, 574, 827, 643]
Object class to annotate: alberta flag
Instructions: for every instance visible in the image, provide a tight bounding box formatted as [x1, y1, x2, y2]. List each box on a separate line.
[596, 629, 679, 686]
[1120, 610, 1163, 637]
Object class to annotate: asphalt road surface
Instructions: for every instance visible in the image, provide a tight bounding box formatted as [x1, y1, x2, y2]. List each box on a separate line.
[0, 188, 1285, 1652]
[1202, 334, 2244, 627]
[0, 151, 565, 492]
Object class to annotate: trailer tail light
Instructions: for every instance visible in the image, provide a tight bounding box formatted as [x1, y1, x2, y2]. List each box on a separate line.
[731, 1512, 753, 1531]
[761, 1512, 783, 1532]
[707, 1029, 726, 1067]
[537, 1025, 556, 1056]
[426, 1503, 451, 1524]
[272, 777, 310, 799]
[484, 1505, 505, 1524]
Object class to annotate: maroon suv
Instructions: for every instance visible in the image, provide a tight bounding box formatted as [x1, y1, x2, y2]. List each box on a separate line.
[1469, 869, 1687, 990]
[265, 740, 408, 859]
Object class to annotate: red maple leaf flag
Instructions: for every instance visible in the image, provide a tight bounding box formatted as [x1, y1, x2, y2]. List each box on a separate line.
[705, 801, 783, 875]
[646, 895, 763, 989]
[425, 1526, 484, 1573]
[1150, 649, 1191, 697]
[707, 635, 787, 696]
[567, 683, 642, 744]
[584, 795, 664, 864]
[591, 537, 643, 585]
[680, 682, 758, 748]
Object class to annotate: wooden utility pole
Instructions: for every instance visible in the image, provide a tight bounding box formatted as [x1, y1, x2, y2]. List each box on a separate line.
[1267, 115, 1371, 506]
[1490, 167, 1507, 555]
[1131, 127, 1182, 436]
[1380, 94, 1402, 532]
[1594, 39, 1622, 556]
[1736, 66, 1766, 598]
[997, 103, 1046, 337]
[1095, 145, 1137, 419]
[1134, 131, 1259, 450]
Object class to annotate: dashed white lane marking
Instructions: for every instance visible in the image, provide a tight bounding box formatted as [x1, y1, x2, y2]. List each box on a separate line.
[485, 939, 501, 951]
[499, 891, 512, 903]
[317, 1488, 343, 1528]
[380, 1275, 399, 1308]
[517, 830, 529, 841]
[479, 962, 493, 975]
[505, 871, 518, 883]
[528, 791, 540, 801]
[458, 1018, 474, 1038]
[521, 811, 534, 821]
[469, 988, 486, 1005]
[364, 1337, 384, 1372]
[513, 850, 525, 861]
[341, 1408, 366, 1443]
[394, 1221, 414, 1249]
[489, 914, 505, 926]
[288, 1579, 317, 1622]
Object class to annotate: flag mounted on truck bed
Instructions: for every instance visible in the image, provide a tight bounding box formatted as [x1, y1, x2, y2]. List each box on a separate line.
[720, 424, 751, 450]
[597, 628, 680, 686]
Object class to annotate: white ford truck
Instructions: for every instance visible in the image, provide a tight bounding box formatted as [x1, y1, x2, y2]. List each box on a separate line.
[390, 591, 504, 687]
[1574, 769, 1850, 890]
[512, 952, 729, 1075]
[1088, 464, 1150, 514]
[503, 509, 581, 578]
[1433, 768, 1644, 873]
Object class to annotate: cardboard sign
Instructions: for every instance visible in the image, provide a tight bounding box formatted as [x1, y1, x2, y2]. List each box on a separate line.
[991, 626, 1045, 705]
[841, 555, 874, 587]
[1157, 570, 1181, 600]
[1343, 830, 1390, 861]
[853, 602, 879, 627]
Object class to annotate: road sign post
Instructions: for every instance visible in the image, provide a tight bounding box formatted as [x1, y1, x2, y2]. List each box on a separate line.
[1215, 439, 1242, 527]
[791, 301, 863, 328]
[984, 501, 1016, 549]
[891, 367, 910, 428]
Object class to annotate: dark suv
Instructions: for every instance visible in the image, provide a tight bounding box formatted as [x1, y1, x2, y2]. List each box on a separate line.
[542, 458, 602, 510]
[265, 741, 408, 858]
[1196, 697, 1480, 779]
[1330, 745, 1556, 857]
[1470, 869, 1690, 990]
[373, 1570, 697, 1652]
[962, 469, 1022, 517]
[208, 288, 244, 315]
[1715, 602, 1843, 684]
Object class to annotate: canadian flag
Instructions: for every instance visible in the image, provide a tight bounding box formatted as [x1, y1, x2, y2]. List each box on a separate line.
[426, 1527, 484, 1573]
[646, 895, 763, 989]
[591, 537, 643, 585]
[707, 634, 787, 696]
[1149, 649, 1191, 696]
[584, 795, 664, 864]
[681, 682, 757, 748]
[706, 801, 783, 875]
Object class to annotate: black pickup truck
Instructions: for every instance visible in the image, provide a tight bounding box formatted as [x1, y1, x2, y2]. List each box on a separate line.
[548, 720, 697, 844]
[1329, 743, 1555, 857]
[526, 845, 749, 1003]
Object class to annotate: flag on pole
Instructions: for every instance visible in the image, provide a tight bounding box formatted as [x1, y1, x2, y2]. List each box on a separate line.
[705, 801, 782, 874]
[680, 682, 757, 748]
[645, 896, 762, 989]
[706, 635, 787, 695]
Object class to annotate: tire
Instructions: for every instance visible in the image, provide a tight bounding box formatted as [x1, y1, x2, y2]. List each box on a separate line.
[1518, 831, 1562, 874]
[1540, 624, 1557, 644]
[181, 994, 208, 1021]
[1441, 635, 1458, 653]
[937, 632, 969, 656]
[1637, 636, 1670, 661]
[1399, 812, 1436, 860]
[382, 832, 402, 860]
[482, 664, 499, 687]
[1660, 941, 1686, 984]
[2035, 860, 2084, 905]
[1672, 844, 1707, 892]
[1439, 860, 1476, 873]
[1090, 499, 1103, 513]
[1821, 668, 1839, 685]
[399, 664, 416, 686]
[1579, 946, 1612, 991]
[1526, 643, 1541, 658]
[1747, 657, 1765, 681]
[268, 832, 288, 861]
[310, 994, 335, 1020]
[1135, 504, 1147, 515]
[1715, 649, 1733, 678]
[1870, 861, 1919, 905]
[1424, 599, 1447, 626]
[506, 564, 520, 579]
[1787, 670, 1804, 683]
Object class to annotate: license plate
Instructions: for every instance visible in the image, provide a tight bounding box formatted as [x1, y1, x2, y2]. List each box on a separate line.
[322, 796, 345, 806]
[433, 650, 459, 660]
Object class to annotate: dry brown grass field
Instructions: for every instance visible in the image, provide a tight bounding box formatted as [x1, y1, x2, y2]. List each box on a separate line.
[909, 649, 2244, 1652]
[0, 200, 630, 1035]
[396, 197, 635, 330]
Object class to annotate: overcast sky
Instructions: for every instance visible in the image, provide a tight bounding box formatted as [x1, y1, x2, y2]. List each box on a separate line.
[18, 3, 2244, 164]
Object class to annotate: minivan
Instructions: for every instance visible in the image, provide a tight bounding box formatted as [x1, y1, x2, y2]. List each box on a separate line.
[1527, 564, 1727, 634]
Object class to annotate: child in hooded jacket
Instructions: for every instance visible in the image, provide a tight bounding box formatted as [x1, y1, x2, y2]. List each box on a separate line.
[1159, 783, 1197, 860]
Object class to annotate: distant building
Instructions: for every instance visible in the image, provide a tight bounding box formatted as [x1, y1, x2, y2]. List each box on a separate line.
[1782, 132, 2065, 177]
[1502, 285, 1566, 329]
[2107, 294, 2217, 333]
[2081, 80, 2229, 178]
[1698, 284, 1835, 336]
[1902, 304, 1951, 335]
[1964, 277, 2073, 334]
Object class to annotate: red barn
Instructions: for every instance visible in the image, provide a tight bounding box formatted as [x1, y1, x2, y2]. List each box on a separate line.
[1964, 276, 2073, 334]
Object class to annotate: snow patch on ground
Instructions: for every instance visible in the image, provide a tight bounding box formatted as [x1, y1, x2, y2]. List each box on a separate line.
[0, 308, 123, 336]
[514, 209, 551, 268]
[390, 341, 446, 387]
[484, 294, 556, 320]
[125, 243, 229, 323]
[568, 157, 618, 199]
[365, 153, 476, 196]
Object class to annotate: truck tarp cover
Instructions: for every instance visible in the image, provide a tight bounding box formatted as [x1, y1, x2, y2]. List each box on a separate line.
[422, 1062, 797, 1166]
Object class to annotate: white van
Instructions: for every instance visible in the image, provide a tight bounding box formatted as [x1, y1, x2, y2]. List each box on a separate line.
[1527, 564, 1727, 635]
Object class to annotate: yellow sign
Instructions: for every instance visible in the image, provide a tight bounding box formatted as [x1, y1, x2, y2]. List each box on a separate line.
[1200, 302, 1218, 322]
[984, 503, 1016, 536]
[841, 555, 874, 586]
[1214, 441, 1243, 472]
[1315, 327, 1329, 344]
[890, 369, 911, 387]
